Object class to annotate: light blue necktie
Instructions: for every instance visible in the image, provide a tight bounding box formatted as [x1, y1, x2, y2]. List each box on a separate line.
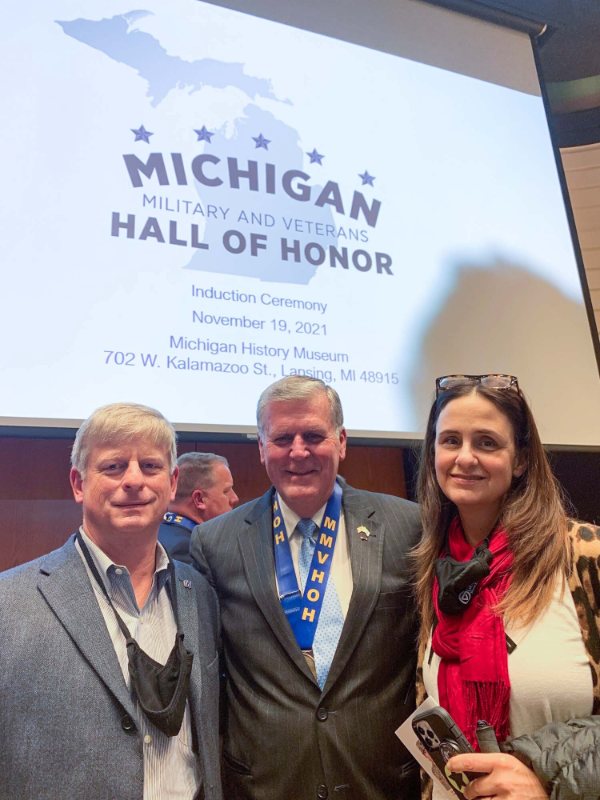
[297, 518, 345, 689]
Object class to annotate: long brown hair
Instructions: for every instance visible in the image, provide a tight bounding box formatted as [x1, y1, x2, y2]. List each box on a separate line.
[414, 383, 569, 642]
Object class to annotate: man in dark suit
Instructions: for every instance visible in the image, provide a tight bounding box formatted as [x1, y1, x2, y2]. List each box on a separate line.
[191, 376, 421, 800]
[159, 452, 238, 563]
[0, 402, 222, 800]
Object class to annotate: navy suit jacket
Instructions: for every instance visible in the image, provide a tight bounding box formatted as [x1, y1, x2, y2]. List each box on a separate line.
[191, 479, 421, 800]
[159, 517, 194, 564]
[0, 535, 223, 800]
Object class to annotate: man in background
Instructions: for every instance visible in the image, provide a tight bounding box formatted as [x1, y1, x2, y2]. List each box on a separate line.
[159, 452, 238, 563]
[0, 402, 222, 800]
[192, 376, 421, 800]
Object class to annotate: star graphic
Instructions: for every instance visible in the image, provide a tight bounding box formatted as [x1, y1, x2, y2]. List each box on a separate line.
[306, 148, 324, 164]
[359, 170, 375, 186]
[131, 125, 153, 143]
[194, 125, 214, 143]
[252, 133, 271, 150]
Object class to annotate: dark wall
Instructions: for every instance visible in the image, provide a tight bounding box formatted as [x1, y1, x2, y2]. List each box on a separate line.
[2, 433, 596, 573]
[403, 447, 600, 525]
[0, 436, 408, 572]
[550, 451, 600, 525]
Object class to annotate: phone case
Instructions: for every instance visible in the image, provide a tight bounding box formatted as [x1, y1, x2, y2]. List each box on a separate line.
[412, 706, 479, 799]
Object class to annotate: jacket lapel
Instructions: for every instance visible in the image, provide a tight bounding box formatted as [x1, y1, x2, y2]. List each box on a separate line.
[238, 489, 316, 683]
[321, 484, 384, 693]
[174, 568, 199, 667]
[37, 536, 136, 715]
[173, 566, 205, 745]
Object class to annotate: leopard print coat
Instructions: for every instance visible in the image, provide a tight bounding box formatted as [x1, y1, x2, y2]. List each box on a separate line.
[566, 519, 600, 713]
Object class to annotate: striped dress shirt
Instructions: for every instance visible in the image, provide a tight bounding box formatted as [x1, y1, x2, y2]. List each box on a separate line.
[77, 528, 200, 800]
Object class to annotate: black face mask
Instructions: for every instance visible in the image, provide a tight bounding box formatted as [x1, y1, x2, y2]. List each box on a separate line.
[435, 539, 492, 615]
[77, 533, 193, 737]
[126, 630, 193, 737]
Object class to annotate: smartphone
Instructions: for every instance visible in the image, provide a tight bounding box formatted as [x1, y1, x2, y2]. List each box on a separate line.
[412, 706, 480, 799]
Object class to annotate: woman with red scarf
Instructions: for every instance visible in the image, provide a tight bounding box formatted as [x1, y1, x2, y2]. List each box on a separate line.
[414, 375, 600, 800]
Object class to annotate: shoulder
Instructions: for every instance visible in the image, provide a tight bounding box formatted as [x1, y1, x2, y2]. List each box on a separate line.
[173, 559, 218, 609]
[190, 492, 272, 568]
[0, 537, 76, 589]
[343, 482, 420, 519]
[567, 519, 600, 605]
[341, 483, 421, 549]
[0, 558, 41, 598]
[568, 518, 600, 560]
[158, 520, 174, 536]
[566, 519, 600, 712]
[195, 492, 271, 538]
[0, 538, 79, 621]
[173, 559, 212, 589]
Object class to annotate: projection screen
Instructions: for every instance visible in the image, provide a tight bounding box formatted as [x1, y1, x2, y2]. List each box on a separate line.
[1, 0, 599, 446]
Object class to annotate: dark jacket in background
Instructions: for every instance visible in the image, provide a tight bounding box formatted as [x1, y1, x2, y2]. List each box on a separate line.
[158, 517, 194, 564]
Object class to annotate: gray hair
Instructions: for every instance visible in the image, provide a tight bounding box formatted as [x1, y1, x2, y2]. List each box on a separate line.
[256, 375, 344, 439]
[71, 402, 177, 475]
[174, 452, 229, 500]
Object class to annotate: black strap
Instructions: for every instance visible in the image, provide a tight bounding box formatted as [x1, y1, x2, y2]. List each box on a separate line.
[76, 532, 183, 640]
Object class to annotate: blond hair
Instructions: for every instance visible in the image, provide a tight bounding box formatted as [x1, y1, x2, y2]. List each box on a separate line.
[71, 402, 177, 476]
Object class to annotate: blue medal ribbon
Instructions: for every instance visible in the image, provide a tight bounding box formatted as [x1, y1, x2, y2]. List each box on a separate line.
[273, 482, 342, 650]
[163, 511, 196, 532]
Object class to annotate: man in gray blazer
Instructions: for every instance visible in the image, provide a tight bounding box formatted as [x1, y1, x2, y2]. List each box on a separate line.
[191, 376, 420, 800]
[0, 402, 222, 800]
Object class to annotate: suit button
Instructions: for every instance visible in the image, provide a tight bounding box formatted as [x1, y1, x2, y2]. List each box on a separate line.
[316, 707, 328, 721]
[317, 785, 328, 799]
[121, 714, 136, 733]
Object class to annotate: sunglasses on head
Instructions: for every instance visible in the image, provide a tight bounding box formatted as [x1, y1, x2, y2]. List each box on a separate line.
[435, 373, 519, 397]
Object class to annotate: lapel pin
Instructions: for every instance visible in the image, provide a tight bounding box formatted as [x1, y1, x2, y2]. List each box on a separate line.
[357, 525, 371, 541]
[182, 579, 192, 589]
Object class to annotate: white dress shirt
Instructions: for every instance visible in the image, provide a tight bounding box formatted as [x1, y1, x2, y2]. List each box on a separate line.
[277, 494, 353, 616]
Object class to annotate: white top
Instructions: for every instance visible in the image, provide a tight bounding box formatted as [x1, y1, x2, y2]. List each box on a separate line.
[424, 576, 593, 799]
[277, 493, 353, 616]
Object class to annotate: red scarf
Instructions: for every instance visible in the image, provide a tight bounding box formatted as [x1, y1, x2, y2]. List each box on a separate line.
[432, 516, 513, 748]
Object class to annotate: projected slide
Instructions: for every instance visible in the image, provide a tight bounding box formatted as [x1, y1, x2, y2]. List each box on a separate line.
[1, 0, 599, 444]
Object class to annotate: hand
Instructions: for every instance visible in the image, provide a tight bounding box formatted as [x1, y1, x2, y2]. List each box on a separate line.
[446, 752, 549, 799]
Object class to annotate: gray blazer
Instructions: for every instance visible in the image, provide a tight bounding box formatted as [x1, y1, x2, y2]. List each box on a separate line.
[0, 535, 222, 800]
[191, 479, 421, 800]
